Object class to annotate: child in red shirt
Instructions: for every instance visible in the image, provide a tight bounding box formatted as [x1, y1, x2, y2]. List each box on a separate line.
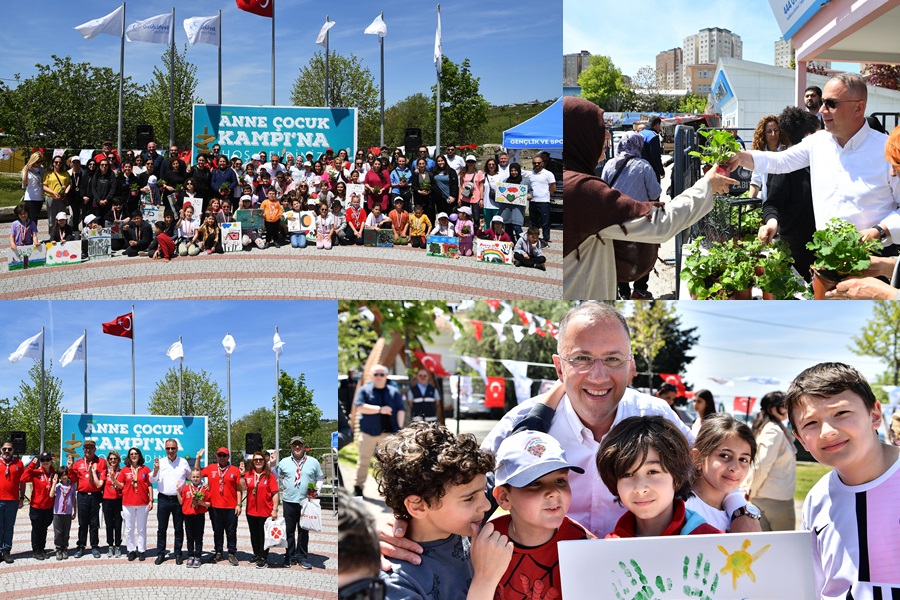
[245, 451, 280, 569]
[22, 453, 55, 560]
[151, 220, 175, 261]
[181, 467, 211, 568]
[114, 447, 153, 561]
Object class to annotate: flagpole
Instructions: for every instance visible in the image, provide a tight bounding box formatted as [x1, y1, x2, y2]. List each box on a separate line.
[274, 326, 280, 456]
[169, 7, 175, 150]
[118, 2, 126, 156]
[226, 332, 232, 456]
[131, 304, 135, 414]
[83, 329, 88, 414]
[178, 335, 183, 416]
[379, 13, 385, 147]
[435, 4, 441, 153]
[217, 9, 222, 105]
[40, 327, 46, 453]
[271, 0, 276, 105]
[325, 15, 330, 107]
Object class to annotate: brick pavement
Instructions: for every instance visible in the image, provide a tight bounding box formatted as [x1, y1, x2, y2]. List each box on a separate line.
[0, 219, 562, 300]
[0, 503, 337, 599]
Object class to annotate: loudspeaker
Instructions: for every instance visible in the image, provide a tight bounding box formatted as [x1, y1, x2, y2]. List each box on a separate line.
[404, 128, 422, 159]
[245, 432, 263, 454]
[10, 432, 26, 455]
[136, 125, 155, 150]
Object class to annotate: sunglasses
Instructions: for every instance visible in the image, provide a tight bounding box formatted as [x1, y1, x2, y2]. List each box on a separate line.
[372, 373, 387, 377]
[339, 577, 386, 600]
[165, 447, 177, 450]
[822, 98, 862, 110]
[253, 458, 265, 462]
[217, 453, 229, 457]
[40, 458, 52, 462]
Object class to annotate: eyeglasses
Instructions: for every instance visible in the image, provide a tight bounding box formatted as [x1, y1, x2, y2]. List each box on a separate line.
[372, 373, 387, 377]
[1, 448, 12, 453]
[100, 163, 109, 167]
[558, 354, 633, 373]
[339, 578, 386, 600]
[532, 162, 543, 166]
[822, 98, 862, 110]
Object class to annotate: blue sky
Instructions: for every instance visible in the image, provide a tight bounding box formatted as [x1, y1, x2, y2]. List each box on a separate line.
[1, 1, 561, 108]
[0, 300, 337, 420]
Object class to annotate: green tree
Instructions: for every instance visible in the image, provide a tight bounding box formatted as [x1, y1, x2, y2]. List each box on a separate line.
[275, 371, 323, 458]
[850, 301, 900, 387]
[578, 55, 628, 108]
[678, 93, 709, 114]
[432, 57, 490, 145]
[628, 302, 671, 383]
[0, 55, 144, 149]
[8, 361, 64, 454]
[147, 367, 227, 456]
[338, 309, 379, 374]
[290, 51, 380, 148]
[385, 93, 436, 148]
[140, 45, 203, 149]
[618, 302, 699, 390]
[231, 406, 276, 453]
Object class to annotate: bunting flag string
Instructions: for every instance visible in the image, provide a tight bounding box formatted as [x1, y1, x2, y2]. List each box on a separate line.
[471, 320, 484, 342]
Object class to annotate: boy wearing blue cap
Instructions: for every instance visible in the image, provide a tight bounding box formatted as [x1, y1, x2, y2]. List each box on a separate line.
[491, 430, 592, 600]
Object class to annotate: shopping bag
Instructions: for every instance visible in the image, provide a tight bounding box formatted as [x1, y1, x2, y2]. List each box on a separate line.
[300, 498, 322, 532]
[264, 516, 288, 549]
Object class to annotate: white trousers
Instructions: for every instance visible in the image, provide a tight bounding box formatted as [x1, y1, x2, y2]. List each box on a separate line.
[122, 504, 149, 552]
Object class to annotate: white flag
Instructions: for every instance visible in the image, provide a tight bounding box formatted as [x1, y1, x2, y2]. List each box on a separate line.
[9, 331, 42, 364]
[60, 334, 86, 367]
[513, 377, 534, 404]
[434, 5, 442, 73]
[126, 12, 173, 44]
[500, 359, 529, 381]
[184, 14, 219, 46]
[273, 332, 285, 357]
[449, 322, 462, 341]
[222, 334, 236, 356]
[166, 341, 184, 361]
[510, 325, 524, 343]
[498, 304, 514, 324]
[364, 13, 387, 37]
[316, 20, 335, 47]
[75, 5, 124, 40]
[460, 355, 487, 382]
[489, 323, 506, 343]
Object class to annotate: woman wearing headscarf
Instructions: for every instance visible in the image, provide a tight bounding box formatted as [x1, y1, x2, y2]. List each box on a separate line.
[601, 132, 662, 299]
[563, 96, 735, 300]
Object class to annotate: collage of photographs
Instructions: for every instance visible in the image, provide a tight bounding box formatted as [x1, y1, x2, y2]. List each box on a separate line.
[2, 0, 900, 599]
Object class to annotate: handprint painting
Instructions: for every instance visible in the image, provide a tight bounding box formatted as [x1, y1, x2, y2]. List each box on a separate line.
[558, 532, 814, 599]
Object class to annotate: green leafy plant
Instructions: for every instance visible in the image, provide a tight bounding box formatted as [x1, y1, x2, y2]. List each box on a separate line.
[681, 237, 758, 299]
[689, 129, 742, 168]
[806, 218, 881, 278]
[756, 241, 807, 299]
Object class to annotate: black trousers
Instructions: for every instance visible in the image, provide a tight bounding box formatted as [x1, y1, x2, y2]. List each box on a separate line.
[283, 501, 309, 561]
[246, 515, 268, 559]
[76, 492, 102, 548]
[209, 507, 237, 555]
[514, 252, 546, 268]
[184, 513, 205, 558]
[101, 498, 122, 547]
[156, 494, 184, 556]
[29, 507, 53, 553]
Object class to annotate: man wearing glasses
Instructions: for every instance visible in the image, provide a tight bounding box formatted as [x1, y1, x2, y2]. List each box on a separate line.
[726, 73, 900, 255]
[67, 439, 107, 559]
[352, 365, 404, 498]
[527, 156, 557, 247]
[0, 442, 25, 564]
[149, 439, 193, 565]
[274, 435, 324, 569]
[198, 447, 245, 566]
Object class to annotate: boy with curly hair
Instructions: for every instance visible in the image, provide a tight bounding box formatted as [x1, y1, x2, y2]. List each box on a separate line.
[374, 422, 513, 600]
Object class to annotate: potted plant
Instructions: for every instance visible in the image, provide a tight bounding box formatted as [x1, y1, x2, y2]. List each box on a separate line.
[681, 237, 757, 300]
[307, 482, 318, 499]
[689, 129, 742, 175]
[806, 218, 882, 299]
[756, 241, 807, 300]
[219, 182, 231, 196]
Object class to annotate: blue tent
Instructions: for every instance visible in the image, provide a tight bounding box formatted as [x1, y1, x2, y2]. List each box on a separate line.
[502, 97, 562, 150]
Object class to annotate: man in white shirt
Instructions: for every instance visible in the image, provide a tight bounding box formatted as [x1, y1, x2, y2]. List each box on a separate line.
[498, 152, 511, 180]
[149, 439, 193, 565]
[526, 155, 557, 246]
[727, 73, 900, 253]
[260, 153, 286, 178]
[444, 144, 465, 175]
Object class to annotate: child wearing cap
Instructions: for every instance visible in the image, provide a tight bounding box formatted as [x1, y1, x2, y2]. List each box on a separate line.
[513, 226, 547, 271]
[431, 212, 453, 237]
[476, 216, 511, 242]
[597, 416, 721, 538]
[455, 206, 475, 256]
[491, 430, 592, 600]
[375, 422, 513, 600]
[49, 212, 75, 243]
[409, 205, 432, 249]
[388, 197, 409, 245]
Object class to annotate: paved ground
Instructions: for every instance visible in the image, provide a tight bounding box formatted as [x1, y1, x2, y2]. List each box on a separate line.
[0, 219, 562, 300]
[0, 503, 337, 599]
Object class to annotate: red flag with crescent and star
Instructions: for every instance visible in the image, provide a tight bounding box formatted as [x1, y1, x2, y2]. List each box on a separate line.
[733, 396, 757, 413]
[485, 376, 506, 408]
[413, 350, 450, 377]
[102, 312, 133, 338]
[659, 373, 685, 397]
[236, 0, 273, 18]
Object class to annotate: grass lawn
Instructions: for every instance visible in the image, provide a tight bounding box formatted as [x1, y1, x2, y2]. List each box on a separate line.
[795, 461, 831, 501]
[0, 174, 24, 208]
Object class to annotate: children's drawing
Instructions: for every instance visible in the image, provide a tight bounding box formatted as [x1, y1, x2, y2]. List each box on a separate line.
[220, 222, 242, 253]
[85, 228, 112, 259]
[7, 245, 47, 271]
[235, 208, 263, 231]
[474, 239, 513, 264]
[426, 235, 460, 258]
[45, 241, 83, 266]
[497, 182, 529, 206]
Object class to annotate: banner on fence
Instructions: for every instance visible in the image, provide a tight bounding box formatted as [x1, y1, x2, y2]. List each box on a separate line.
[426, 235, 459, 258]
[220, 222, 243, 252]
[474, 239, 513, 264]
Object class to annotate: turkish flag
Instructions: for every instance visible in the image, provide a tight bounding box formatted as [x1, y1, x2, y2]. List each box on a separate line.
[102, 312, 133, 338]
[413, 350, 450, 377]
[485, 376, 506, 408]
[734, 396, 757, 414]
[236, 0, 273, 18]
[659, 373, 685, 397]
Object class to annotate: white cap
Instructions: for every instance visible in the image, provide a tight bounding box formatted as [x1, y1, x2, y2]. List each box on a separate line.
[55, 212, 68, 221]
[240, 194, 252, 203]
[465, 154, 477, 162]
[83, 214, 97, 225]
[251, 153, 261, 161]
[491, 215, 504, 224]
[495, 430, 584, 487]
[436, 212, 449, 220]
[304, 161, 312, 167]
[457, 206, 472, 215]
[147, 175, 157, 185]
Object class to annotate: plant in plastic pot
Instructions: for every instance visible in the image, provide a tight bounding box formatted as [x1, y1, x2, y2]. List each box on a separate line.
[689, 129, 742, 175]
[806, 218, 882, 299]
[756, 240, 807, 300]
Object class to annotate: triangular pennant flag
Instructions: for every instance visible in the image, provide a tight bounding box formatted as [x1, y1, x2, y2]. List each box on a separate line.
[460, 356, 487, 382]
[707, 377, 734, 386]
[449, 322, 463, 341]
[513, 307, 530, 326]
[510, 325, 524, 343]
[527, 321, 537, 335]
[513, 376, 534, 404]
[489, 323, 506, 343]
[485, 300, 501, 312]
[500, 359, 529, 380]
[471, 320, 483, 342]
[498, 304, 514, 324]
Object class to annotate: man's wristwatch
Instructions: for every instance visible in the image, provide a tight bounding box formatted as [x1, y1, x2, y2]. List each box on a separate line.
[732, 503, 761, 520]
[874, 224, 888, 240]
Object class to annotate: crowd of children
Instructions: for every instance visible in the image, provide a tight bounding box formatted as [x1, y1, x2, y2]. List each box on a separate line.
[339, 360, 900, 600]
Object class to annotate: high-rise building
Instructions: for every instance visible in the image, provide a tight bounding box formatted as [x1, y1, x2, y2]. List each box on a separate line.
[683, 28, 742, 86]
[656, 48, 683, 90]
[563, 50, 592, 86]
[684, 63, 716, 96]
[774, 38, 831, 70]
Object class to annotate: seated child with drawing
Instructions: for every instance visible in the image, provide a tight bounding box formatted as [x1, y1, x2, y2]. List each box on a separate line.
[785, 363, 900, 599]
[365, 204, 391, 230]
[490, 430, 592, 600]
[597, 416, 722, 538]
[430, 212, 453, 237]
[374, 422, 513, 600]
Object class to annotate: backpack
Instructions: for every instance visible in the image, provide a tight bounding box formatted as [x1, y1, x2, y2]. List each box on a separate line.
[606, 157, 661, 283]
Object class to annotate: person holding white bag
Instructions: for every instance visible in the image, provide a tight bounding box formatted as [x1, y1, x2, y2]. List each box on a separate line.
[244, 451, 279, 569]
[274, 435, 323, 570]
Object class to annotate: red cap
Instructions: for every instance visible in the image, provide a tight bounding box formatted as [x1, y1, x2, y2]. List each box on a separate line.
[216, 447, 229, 455]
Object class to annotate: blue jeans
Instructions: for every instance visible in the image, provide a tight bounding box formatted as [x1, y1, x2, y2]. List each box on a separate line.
[0, 500, 18, 552]
[529, 201, 551, 241]
[290, 233, 307, 248]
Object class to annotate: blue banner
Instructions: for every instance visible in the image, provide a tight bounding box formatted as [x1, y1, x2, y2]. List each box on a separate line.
[61, 414, 208, 471]
[192, 104, 357, 163]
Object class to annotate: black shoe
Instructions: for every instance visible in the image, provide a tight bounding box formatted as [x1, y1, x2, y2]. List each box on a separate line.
[300, 560, 313, 570]
[228, 554, 239, 566]
[281, 558, 291, 568]
[128, 551, 137, 562]
[175, 555, 183, 566]
[74, 547, 84, 559]
[536, 263, 547, 271]
[513, 259, 521, 267]
[353, 486, 363, 497]
[35, 550, 46, 561]
[139, 552, 146, 561]
[92, 548, 101, 559]
[2, 550, 12, 564]
[248, 554, 259, 564]
[212, 552, 223, 564]
[155, 555, 165, 565]
[56, 550, 64, 561]
[256, 559, 268, 569]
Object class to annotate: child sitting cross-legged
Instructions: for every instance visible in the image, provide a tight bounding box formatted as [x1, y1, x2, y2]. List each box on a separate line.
[490, 430, 593, 600]
[408, 204, 432, 249]
[513, 226, 547, 271]
[388, 196, 409, 245]
[597, 415, 722, 538]
[374, 422, 513, 600]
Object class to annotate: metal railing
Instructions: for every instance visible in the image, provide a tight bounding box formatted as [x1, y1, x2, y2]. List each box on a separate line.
[672, 125, 699, 299]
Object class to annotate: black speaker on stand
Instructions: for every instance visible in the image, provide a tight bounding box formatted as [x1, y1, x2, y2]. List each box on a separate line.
[10, 432, 26, 455]
[404, 128, 423, 161]
[245, 432, 263, 455]
[136, 125, 155, 151]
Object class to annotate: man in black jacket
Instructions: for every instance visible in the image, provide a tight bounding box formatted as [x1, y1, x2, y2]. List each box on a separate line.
[122, 211, 153, 257]
[640, 116, 666, 183]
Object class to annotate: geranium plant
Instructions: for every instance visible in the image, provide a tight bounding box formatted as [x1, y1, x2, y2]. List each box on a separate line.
[681, 237, 758, 299]
[806, 218, 881, 278]
[689, 129, 742, 171]
[756, 241, 807, 300]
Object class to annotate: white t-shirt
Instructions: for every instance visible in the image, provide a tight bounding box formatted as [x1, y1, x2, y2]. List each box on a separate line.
[802, 452, 900, 599]
[260, 162, 286, 177]
[527, 169, 556, 203]
[365, 212, 388, 227]
[445, 154, 466, 174]
[685, 494, 730, 532]
[23, 167, 44, 201]
[316, 213, 335, 237]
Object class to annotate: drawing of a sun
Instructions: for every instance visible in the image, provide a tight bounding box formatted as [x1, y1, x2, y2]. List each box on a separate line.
[718, 539, 770, 590]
